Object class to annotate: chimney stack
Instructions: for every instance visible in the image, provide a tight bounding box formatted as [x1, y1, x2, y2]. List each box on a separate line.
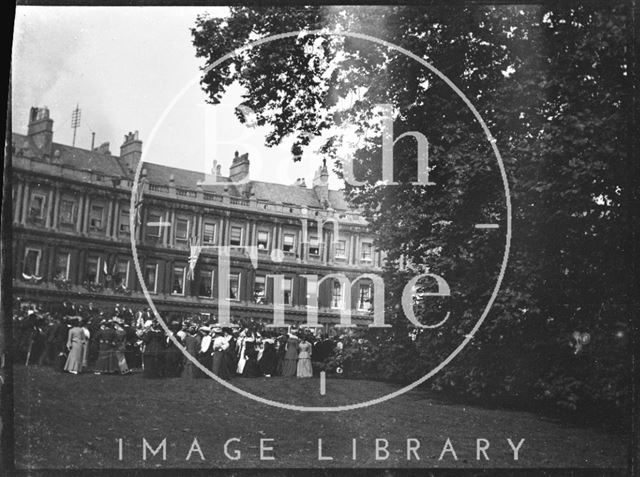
[94, 142, 111, 155]
[27, 107, 54, 157]
[229, 151, 250, 183]
[120, 130, 142, 173]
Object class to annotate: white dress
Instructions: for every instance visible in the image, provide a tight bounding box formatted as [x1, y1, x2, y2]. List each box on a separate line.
[236, 337, 247, 374]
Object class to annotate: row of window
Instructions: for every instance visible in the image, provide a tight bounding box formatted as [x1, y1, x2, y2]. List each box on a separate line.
[146, 216, 374, 261]
[21, 247, 373, 311]
[24, 190, 129, 233]
[20, 189, 377, 264]
[24, 247, 132, 287]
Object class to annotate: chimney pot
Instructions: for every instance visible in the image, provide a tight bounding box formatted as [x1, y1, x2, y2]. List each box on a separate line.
[95, 142, 111, 155]
[27, 106, 54, 157]
[120, 130, 143, 177]
[229, 151, 250, 183]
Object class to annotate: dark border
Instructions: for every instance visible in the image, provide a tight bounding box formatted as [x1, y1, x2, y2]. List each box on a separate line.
[1, 0, 16, 473]
[3, 1, 639, 476]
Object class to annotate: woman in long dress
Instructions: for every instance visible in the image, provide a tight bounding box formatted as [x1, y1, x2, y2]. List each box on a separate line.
[242, 335, 262, 377]
[64, 318, 87, 374]
[181, 326, 200, 378]
[235, 330, 248, 375]
[80, 318, 91, 371]
[296, 337, 313, 378]
[211, 330, 227, 377]
[94, 321, 119, 374]
[196, 327, 212, 378]
[259, 337, 277, 377]
[114, 322, 130, 374]
[274, 335, 287, 376]
[282, 333, 299, 377]
[221, 330, 237, 378]
[142, 322, 165, 378]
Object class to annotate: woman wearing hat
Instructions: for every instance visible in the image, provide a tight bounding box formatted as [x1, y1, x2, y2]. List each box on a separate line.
[296, 333, 313, 378]
[142, 321, 165, 378]
[282, 332, 299, 377]
[114, 320, 130, 375]
[241, 331, 261, 378]
[259, 333, 277, 377]
[196, 326, 212, 378]
[63, 318, 87, 374]
[211, 328, 228, 378]
[94, 321, 119, 374]
[181, 325, 201, 378]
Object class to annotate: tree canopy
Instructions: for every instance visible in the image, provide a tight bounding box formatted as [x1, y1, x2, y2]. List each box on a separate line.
[191, 4, 634, 416]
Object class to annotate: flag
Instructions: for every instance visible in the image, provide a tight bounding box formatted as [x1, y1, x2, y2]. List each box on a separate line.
[187, 234, 201, 280]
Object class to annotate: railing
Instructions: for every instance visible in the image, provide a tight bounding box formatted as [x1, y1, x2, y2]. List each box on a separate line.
[177, 188, 197, 198]
[13, 155, 366, 224]
[203, 193, 224, 202]
[149, 183, 169, 193]
[230, 198, 250, 206]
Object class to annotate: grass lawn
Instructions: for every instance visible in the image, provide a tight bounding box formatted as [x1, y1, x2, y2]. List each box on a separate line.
[11, 365, 628, 470]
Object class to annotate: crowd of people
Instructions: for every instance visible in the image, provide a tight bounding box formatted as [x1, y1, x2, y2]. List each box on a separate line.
[13, 300, 339, 380]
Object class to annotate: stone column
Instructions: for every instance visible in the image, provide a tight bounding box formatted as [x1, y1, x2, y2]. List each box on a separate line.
[250, 220, 257, 249]
[14, 182, 22, 224]
[51, 187, 60, 230]
[105, 197, 114, 239]
[271, 224, 277, 251]
[82, 194, 90, 234]
[349, 235, 356, 265]
[76, 195, 84, 233]
[275, 223, 282, 250]
[20, 182, 30, 225]
[224, 214, 231, 245]
[112, 200, 120, 239]
[167, 209, 175, 247]
[300, 218, 308, 261]
[44, 189, 54, 228]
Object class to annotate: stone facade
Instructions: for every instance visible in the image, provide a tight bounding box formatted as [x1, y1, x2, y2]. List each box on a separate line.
[11, 107, 384, 327]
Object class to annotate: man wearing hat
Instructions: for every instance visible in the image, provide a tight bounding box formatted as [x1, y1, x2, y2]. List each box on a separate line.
[142, 320, 165, 378]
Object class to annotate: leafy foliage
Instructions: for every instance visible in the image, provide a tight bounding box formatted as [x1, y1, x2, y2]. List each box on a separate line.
[192, 5, 633, 418]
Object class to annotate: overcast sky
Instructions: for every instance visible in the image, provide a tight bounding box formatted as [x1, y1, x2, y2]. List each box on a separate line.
[12, 6, 341, 188]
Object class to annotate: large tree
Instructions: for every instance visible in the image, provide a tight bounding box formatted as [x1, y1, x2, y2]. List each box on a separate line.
[192, 4, 634, 416]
